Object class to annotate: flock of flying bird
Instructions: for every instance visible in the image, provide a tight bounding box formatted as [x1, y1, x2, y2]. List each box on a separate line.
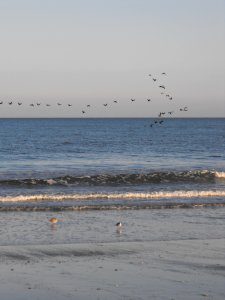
[0, 73, 188, 126]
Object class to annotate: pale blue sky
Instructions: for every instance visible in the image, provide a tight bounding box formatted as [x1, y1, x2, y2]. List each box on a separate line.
[0, 0, 224, 117]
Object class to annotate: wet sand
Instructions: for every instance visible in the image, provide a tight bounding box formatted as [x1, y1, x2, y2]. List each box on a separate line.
[0, 239, 224, 300]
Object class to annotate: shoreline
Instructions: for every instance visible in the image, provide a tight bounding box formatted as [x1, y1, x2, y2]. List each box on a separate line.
[1, 239, 224, 300]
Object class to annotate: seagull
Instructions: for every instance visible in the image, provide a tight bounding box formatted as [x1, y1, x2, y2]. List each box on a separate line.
[0, 101, 3, 104]
[8, 102, 13, 105]
[57, 103, 62, 106]
[169, 97, 173, 100]
[147, 99, 151, 102]
[103, 103, 108, 107]
[148, 74, 152, 76]
[18, 102, 22, 105]
[46, 104, 51, 107]
[68, 104, 72, 107]
[87, 104, 91, 107]
[37, 103, 41, 106]
[153, 78, 157, 82]
[162, 72, 166, 75]
[49, 217, 58, 224]
[159, 85, 165, 89]
[82, 110, 86, 114]
[30, 104, 34, 107]
[130, 98, 135, 102]
[113, 100, 118, 103]
[168, 111, 174, 115]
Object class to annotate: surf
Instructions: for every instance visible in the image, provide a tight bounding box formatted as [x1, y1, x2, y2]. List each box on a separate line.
[1, 190, 225, 203]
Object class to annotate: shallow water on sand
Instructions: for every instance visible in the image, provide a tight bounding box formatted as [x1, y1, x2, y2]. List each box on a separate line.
[0, 207, 225, 246]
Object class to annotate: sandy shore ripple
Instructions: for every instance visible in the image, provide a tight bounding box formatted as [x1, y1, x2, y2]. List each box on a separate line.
[0, 239, 224, 300]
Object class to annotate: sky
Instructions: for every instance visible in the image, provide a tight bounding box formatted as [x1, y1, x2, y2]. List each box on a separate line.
[0, 0, 224, 118]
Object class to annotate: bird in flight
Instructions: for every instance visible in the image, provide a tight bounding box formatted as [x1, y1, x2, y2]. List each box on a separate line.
[130, 98, 135, 102]
[180, 107, 188, 112]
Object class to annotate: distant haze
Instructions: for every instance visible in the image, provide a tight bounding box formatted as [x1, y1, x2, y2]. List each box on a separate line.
[0, 0, 224, 118]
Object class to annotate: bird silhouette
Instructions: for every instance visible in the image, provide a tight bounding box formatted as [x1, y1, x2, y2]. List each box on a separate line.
[180, 107, 188, 112]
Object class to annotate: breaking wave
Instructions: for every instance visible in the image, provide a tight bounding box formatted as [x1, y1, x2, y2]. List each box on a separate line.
[0, 170, 224, 187]
[1, 190, 225, 203]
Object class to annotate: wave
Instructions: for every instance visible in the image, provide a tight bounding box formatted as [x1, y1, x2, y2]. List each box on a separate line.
[1, 190, 225, 203]
[0, 170, 224, 187]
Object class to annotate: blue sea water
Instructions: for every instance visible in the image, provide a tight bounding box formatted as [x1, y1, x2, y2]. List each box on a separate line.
[0, 118, 225, 211]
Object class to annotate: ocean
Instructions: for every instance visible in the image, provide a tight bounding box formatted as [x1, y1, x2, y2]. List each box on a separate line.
[0, 118, 225, 245]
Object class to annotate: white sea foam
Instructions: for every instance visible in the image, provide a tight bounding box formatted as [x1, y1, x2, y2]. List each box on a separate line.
[214, 172, 225, 178]
[0, 190, 225, 203]
[46, 179, 57, 185]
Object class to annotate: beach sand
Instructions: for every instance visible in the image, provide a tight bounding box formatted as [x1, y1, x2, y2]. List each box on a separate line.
[0, 239, 224, 300]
